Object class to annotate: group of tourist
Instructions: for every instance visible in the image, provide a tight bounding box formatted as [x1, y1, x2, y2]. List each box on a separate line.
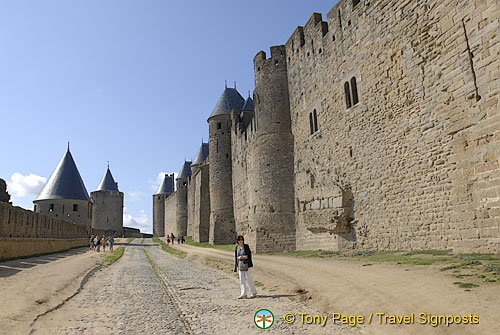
[89, 235, 115, 252]
[166, 233, 185, 245]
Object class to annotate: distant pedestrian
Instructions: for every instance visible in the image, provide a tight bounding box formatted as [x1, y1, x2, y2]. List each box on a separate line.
[101, 235, 106, 252]
[234, 235, 257, 299]
[89, 235, 94, 251]
[181, 235, 185, 244]
[177, 235, 180, 244]
[167, 237, 171, 244]
[96, 236, 101, 252]
[171, 233, 175, 245]
[109, 236, 115, 251]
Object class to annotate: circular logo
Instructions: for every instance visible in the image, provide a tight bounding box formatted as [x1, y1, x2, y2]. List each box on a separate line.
[254, 309, 274, 329]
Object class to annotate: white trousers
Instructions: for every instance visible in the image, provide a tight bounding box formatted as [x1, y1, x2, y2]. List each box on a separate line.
[238, 269, 257, 296]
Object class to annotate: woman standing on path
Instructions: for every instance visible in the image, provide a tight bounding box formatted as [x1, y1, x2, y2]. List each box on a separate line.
[234, 235, 257, 299]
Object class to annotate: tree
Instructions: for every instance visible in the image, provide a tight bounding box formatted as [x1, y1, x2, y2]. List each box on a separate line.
[0, 178, 11, 203]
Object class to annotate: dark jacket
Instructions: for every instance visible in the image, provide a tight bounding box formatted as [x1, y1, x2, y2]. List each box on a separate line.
[234, 243, 253, 272]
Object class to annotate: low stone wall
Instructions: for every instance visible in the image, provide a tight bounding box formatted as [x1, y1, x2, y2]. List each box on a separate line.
[0, 238, 88, 261]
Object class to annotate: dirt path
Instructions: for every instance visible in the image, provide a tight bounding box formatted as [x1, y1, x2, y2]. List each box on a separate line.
[0, 246, 101, 335]
[171, 243, 500, 335]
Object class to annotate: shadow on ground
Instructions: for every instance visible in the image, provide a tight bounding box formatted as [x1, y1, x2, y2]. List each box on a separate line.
[0, 247, 88, 278]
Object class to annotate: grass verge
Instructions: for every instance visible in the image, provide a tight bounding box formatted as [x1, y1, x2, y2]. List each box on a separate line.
[153, 237, 186, 258]
[98, 246, 124, 266]
[184, 236, 235, 252]
[126, 237, 136, 243]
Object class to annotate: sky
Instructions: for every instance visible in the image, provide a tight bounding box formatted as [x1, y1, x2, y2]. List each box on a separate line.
[0, 0, 338, 234]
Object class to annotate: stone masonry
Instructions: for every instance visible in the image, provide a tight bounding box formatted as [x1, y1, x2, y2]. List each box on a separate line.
[155, 0, 499, 253]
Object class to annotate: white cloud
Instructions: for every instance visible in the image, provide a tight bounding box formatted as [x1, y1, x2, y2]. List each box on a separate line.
[8, 173, 47, 201]
[127, 190, 144, 202]
[123, 207, 151, 234]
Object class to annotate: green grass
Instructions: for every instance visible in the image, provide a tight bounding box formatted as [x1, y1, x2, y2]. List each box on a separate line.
[184, 236, 236, 252]
[453, 282, 479, 289]
[98, 246, 124, 266]
[267, 250, 340, 258]
[153, 237, 186, 258]
[126, 237, 136, 243]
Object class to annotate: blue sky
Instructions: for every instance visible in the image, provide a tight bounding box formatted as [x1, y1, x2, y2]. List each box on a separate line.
[0, 0, 337, 233]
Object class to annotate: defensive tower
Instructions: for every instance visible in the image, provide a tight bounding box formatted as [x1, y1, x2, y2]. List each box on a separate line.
[153, 173, 174, 237]
[34, 147, 92, 232]
[208, 86, 244, 244]
[176, 161, 191, 236]
[249, 46, 296, 252]
[90, 166, 124, 236]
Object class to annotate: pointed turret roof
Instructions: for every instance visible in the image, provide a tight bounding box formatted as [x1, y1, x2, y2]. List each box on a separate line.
[177, 161, 192, 179]
[96, 168, 119, 191]
[208, 87, 245, 120]
[242, 95, 254, 111]
[192, 143, 209, 166]
[35, 149, 90, 201]
[155, 174, 174, 195]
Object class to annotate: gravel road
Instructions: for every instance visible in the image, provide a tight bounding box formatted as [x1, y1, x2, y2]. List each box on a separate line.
[32, 239, 360, 335]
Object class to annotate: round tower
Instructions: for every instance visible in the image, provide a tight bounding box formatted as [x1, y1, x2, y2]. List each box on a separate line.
[176, 161, 191, 236]
[208, 86, 244, 244]
[91, 166, 124, 237]
[153, 173, 174, 237]
[33, 147, 92, 234]
[249, 46, 296, 252]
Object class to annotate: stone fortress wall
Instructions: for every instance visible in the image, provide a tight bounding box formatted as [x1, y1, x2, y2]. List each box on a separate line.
[158, 0, 499, 253]
[0, 202, 90, 260]
[287, 0, 499, 253]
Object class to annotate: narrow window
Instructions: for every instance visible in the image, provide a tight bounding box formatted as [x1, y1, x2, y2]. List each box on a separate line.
[62, 205, 65, 214]
[34, 205, 37, 212]
[216, 139, 219, 153]
[73, 204, 78, 212]
[351, 77, 359, 105]
[309, 113, 314, 135]
[49, 204, 54, 212]
[217, 122, 221, 129]
[344, 82, 352, 108]
[338, 10, 342, 28]
[310, 175, 315, 188]
[313, 110, 319, 132]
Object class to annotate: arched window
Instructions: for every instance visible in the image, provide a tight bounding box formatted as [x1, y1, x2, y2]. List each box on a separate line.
[351, 77, 359, 105]
[344, 82, 352, 108]
[309, 113, 314, 135]
[313, 109, 318, 132]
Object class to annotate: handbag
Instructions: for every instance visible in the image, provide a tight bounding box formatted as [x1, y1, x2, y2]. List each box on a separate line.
[239, 260, 249, 271]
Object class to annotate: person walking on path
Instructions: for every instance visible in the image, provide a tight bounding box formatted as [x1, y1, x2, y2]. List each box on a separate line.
[101, 235, 106, 252]
[234, 235, 257, 299]
[89, 235, 94, 251]
[96, 236, 101, 252]
[171, 233, 175, 245]
[181, 235, 185, 244]
[177, 235, 180, 244]
[108, 236, 115, 251]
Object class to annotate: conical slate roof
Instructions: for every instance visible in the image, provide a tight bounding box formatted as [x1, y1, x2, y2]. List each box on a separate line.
[155, 174, 174, 195]
[242, 96, 254, 111]
[177, 161, 192, 179]
[35, 149, 90, 201]
[208, 87, 245, 120]
[96, 168, 119, 191]
[192, 143, 209, 166]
